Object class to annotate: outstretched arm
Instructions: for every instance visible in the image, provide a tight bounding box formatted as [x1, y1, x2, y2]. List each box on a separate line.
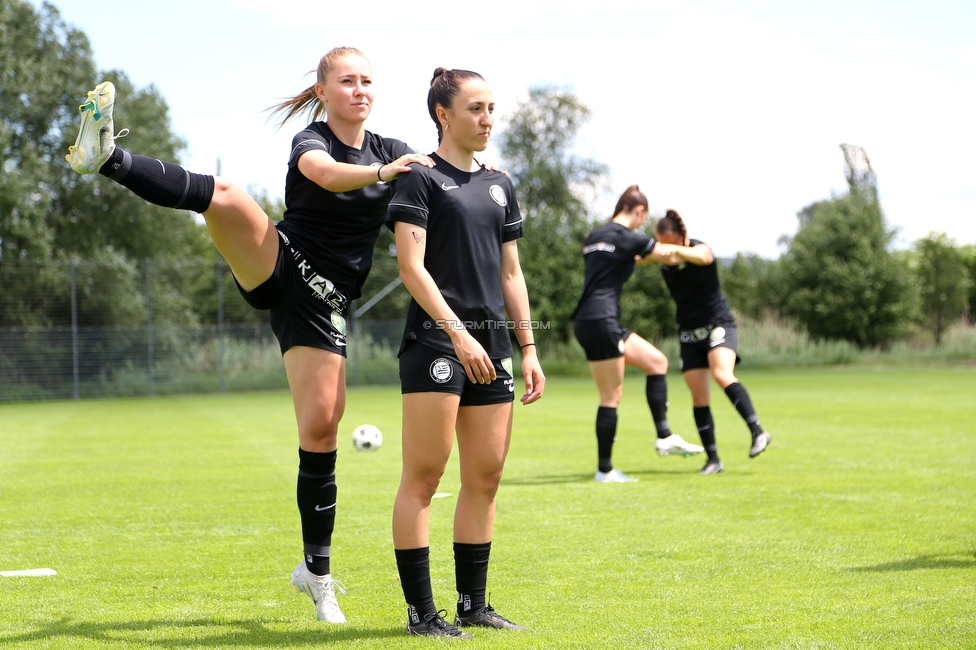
[500, 241, 545, 405]
[674, 242, 714, 266]
[298, 150, 434, 193]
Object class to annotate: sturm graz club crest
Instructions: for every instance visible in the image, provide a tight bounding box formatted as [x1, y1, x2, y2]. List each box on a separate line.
[429, 358, 454, 384]
[489, 184, 507, 206]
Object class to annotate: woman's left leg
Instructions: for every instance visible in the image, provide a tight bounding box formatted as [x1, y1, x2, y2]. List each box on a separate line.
[707, 346, 770, 457]
[282, 346, 347, 622]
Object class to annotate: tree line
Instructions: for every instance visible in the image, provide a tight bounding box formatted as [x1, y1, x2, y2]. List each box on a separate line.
[2, 0, 974, 350]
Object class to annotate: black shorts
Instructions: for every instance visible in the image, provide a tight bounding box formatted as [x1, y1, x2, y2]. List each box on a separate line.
[399, 341, 515, 406]
[237, 230, 352, 356]
[678, 324, 740, 371]
[573, 318, 632, 361]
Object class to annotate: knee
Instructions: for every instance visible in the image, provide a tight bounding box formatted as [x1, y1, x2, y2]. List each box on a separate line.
[298, 418, 341, 450]
[650, 352, 668, 374]
[602, 384, 623, 407]
[464, 467, 504, 500]
[713, 369, 737, 388]
[406, 470, 444, 502]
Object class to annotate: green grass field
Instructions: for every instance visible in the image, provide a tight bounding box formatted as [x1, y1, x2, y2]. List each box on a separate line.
[1, 367, 974, 649]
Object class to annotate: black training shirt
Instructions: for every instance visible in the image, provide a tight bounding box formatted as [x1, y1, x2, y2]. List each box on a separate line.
[277, 121, 412, 299]
[659, 239, 735, 329]
[386, 153, 523, 358]
[572, 222, 656, 321]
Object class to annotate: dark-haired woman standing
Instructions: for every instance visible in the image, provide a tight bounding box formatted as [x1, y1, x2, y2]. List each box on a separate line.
[387, 67, 545, 638]
[653, 210, 771, 474]
[65, 47, 434, 623]
[572, 185, 703, 483]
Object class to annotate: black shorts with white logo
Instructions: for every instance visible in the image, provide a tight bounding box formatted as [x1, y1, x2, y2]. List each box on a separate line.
[236, 230, 351, 356]
[399, 341, 515, 406]
[573, 318, 632, 361]
[678, 324, 740, 371]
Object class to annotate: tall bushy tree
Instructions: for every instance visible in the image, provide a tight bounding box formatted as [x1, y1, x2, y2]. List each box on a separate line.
[0, 0, 95, 261]
[778, 145, 913, 347]
[913, 233, 971, 344]
[780, 188, 913, 347]
[961, 245, 976, 325]
[496, 86, 609, 344]
[1, 0, 214, 330]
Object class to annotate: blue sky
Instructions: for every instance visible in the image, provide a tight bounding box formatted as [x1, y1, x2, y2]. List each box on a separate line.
[45, 0, 976, 258]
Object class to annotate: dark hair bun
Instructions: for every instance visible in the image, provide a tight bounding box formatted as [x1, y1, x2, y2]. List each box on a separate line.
[430, 67, 448, 85]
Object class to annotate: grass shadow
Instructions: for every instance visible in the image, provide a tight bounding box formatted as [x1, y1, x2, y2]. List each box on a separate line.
[503, 465, 689, 486]
[849, 552, 976, 572]
[0, 617, 404, 648]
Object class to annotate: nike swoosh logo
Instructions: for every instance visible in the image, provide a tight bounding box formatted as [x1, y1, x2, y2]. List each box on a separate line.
[441, 182, 459, 190]
[314, 504, 336, 512]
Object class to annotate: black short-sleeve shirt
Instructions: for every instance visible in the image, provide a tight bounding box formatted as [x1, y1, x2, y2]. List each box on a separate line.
[386, 153, 523, 358]
[571, 222, 656, 321]
[659, 239, 735, 329]
[276, 121, 412, 299]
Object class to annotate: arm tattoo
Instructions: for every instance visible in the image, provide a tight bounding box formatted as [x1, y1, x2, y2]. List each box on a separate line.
[411, 231, 425, 244]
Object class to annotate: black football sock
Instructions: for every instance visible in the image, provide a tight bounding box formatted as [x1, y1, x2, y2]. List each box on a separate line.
[596, 406, 618, 473]
[724, 382, 764, 436]
[693, 406, 719, 461]
[98, 147, 214, 213]
[455, 541, 491, 617]
[396, 547, 437, 623]
[645, 374, 672, 438]
[297, 448, 337, 576]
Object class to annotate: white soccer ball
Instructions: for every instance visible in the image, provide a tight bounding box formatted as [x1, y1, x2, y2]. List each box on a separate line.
[352, 424, 383, 452]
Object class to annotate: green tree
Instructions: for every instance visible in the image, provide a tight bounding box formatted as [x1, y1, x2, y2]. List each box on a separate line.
[780, 189, 913, 347]
[1, 0, 215, 331]
[778, 145, 913, 347]
[0, 0, 95, 261]
[961, 245, 976, 325]
[720, 252, 786, 320]
[913, 233, 971, 344]
[496, 85, 610, 344]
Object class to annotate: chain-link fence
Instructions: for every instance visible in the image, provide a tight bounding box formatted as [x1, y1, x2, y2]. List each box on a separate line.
[0, 258, 403, 402]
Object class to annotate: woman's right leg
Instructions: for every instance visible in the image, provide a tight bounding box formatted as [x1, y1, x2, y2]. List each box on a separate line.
[683, 368, 723, 474]
[393, 392, 461, 631]
[587, 357, 632, 481]
[68, 82, 278, 289]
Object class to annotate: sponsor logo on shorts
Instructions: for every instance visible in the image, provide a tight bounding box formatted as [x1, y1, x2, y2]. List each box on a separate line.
[430, 358, 454, 384]
[501, 357, 514, 392]
[489, 184, 507, 206]
[331, 311, 346, 337]
[680, 326, 712, 344]
[293, 251, 348, 313]
[709, 326, 726, 347]
[618, 339, 626, 353]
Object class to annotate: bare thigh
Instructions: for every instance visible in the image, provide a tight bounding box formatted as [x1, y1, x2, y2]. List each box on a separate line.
[454, 402, 513, 543]
[624, 333, 668, 375]
[283, 346, 346, 452]
[588, 356, 625, 407]
[202, 177, 280, 291]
